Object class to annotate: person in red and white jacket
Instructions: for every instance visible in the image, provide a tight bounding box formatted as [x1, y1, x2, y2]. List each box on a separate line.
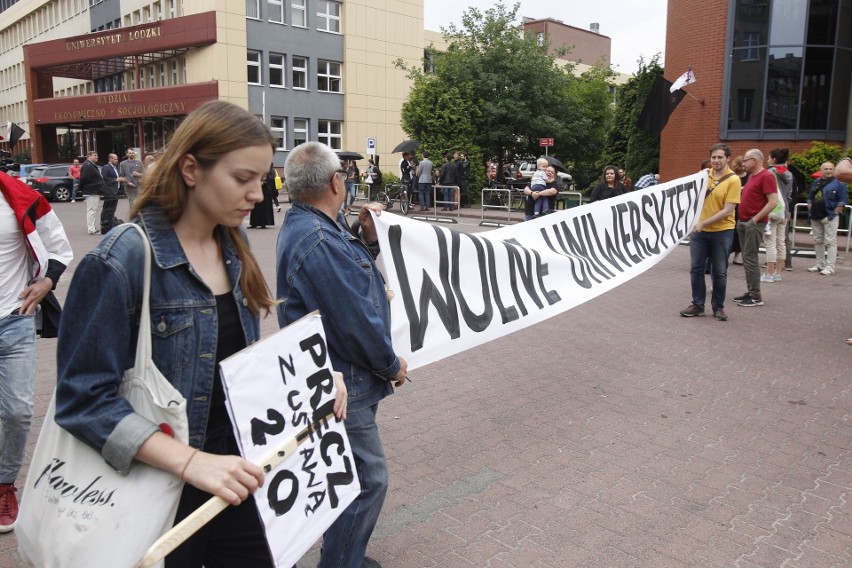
[0, 171, 72, 533]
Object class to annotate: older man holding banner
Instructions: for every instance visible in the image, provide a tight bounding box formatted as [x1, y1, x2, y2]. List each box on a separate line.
[371, 171, 708, 371]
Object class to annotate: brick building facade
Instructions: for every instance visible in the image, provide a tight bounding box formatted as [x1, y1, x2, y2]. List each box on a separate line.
[661, 0, 851, 180]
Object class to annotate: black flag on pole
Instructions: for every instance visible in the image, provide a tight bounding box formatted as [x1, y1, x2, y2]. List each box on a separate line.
[6, 122, 25, 149]
[637, 75, 686, 138]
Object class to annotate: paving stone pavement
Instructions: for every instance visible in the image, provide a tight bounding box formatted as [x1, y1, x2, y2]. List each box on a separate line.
[1, 200, 850, 568]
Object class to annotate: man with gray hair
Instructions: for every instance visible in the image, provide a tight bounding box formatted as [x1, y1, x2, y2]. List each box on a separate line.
[275, 141, 408, 568]
[733, 148, 778, 307]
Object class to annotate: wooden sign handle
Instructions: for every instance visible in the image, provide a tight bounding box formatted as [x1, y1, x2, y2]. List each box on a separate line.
[134, 413, 335, 568]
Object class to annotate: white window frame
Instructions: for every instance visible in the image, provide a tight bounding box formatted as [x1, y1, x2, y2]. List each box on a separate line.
[247, 51, 262, 85]
[291, 0, 306, 27]
[316, 0, 340, 33]
[317, 60, 341, 93]
[246, 0, 260, 19]
[269, 53, 285, 87]
[268, 0, 284, 23]
[317, 119, 342, 149]
[270, 117, 286, 150]
[292, 56, 308, 90]
[293, 118, 308, 146]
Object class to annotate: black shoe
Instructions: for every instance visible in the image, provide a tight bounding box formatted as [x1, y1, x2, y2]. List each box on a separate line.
[737, 294, 763, 307]
[361, 558, 383, 568]
[733, 292, 750, 304]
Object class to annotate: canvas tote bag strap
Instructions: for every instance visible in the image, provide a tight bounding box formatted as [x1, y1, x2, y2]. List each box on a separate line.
[123, 223, 154, 371]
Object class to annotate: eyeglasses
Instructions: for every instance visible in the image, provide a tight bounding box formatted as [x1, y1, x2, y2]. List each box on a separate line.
[743, 157, 756, 163]
[334, 169, 347, 179]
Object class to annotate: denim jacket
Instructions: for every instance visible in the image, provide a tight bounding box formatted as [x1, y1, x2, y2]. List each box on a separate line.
[276, 201, 397, 411]
[808, 177, 848, 221]
[55, 208, 259, 473]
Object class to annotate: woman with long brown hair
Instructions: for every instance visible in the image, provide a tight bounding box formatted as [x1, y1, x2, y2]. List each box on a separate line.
[55, 101, 345, 566]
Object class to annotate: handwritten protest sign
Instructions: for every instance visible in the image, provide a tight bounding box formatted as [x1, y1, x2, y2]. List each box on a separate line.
[373, 171, 708, 370]
[220, 312, 359, 567]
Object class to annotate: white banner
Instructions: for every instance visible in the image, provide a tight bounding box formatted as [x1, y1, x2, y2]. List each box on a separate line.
[220, 313, 360, 568]
[374, 171, 708, 371]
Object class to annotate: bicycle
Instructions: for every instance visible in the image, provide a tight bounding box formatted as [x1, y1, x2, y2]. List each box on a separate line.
[374, 182, 412, 215]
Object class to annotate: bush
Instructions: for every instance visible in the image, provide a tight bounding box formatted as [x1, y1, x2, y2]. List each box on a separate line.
[790, 142, 849, 178]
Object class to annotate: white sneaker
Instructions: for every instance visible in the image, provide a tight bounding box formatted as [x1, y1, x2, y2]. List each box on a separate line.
[820, 268, 835, 275]
[807, 266, 822, 272]
[773, 274, 782, 282]
[760, 273, 773, 283]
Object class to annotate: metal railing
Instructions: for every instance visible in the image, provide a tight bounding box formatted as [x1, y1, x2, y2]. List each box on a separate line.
[791, 202, 852, 253]
[480, 186, 515, 226]
[555, 190, 584, 210]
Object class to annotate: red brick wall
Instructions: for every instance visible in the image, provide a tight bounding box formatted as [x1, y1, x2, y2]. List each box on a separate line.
[659, 0, 837, 181]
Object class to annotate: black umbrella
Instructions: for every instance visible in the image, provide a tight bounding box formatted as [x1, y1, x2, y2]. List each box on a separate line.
[543, 155, 566, 172]
[337, 151, 364, 161]
[391, 140, 420, 154]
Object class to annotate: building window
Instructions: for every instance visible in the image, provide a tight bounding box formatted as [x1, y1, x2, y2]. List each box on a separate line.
[741, 31, 759, 61]
[724, 0, 850, 139]
[317, 120, 342, 149]
[269, 53, 285, 87]
[246, 0, 260, 19]
[536, 32, 544, 47]
[292, 0, 306, 27]
[247, 51, 261, 84]
[317, 60, 341, 93]
[268, 0, 284, 23]
[270, 117, 286, 150]
[171, 60, 178, 84]
[292, 56, 307, 89]
[293, 118, 308, 146]
[317, 0, 340, 33]
[159, 63, 166, 86]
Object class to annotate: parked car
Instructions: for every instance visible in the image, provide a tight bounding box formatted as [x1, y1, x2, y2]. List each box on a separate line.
[514, 161, 573, 183]
[26, 164, 75, 202]
[8, 163, 47, 180]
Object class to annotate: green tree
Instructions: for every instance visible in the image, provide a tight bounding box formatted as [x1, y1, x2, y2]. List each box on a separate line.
[598, 56, 663, 190]
[396, 1, 614, 198]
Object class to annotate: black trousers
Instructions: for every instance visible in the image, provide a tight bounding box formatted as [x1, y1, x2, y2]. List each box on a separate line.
[165, 425, 274, 568]
[100, 194, 119, 231]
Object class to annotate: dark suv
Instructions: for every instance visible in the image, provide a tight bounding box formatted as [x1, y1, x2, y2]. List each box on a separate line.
[26, 164, 75, 202]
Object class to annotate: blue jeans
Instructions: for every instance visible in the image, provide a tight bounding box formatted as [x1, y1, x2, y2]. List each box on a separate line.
[689, 229, 734, 311]
[418, 183, 432, 208]
[443, 186, 455, 209]
[71, 178, 79, 200]
[0, 313, 36, 484]
[345, 182, 356, 209]
[319, 403, 388, 568]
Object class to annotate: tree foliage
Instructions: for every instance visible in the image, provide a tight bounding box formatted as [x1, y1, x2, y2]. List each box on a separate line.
[597, 56, 663, 190]
[396, 1, 614, 197]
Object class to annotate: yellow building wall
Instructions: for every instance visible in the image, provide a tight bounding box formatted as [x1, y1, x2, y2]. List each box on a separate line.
[343, 0, 424, 170]
[182, 0, 248, 108]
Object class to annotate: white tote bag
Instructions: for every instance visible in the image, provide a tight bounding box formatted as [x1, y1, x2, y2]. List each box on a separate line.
[17, 224, 189, 568]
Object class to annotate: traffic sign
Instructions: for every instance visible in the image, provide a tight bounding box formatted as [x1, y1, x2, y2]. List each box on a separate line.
[366, 137, 377, 154]
[539, 138, 554, 147]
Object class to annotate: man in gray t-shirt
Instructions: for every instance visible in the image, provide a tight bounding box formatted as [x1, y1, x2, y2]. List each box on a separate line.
[415, 152, 433, 210]
[118, 149, 144, 208]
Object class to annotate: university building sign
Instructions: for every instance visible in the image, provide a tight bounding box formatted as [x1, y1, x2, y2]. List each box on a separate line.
[22, 12, 219, 161]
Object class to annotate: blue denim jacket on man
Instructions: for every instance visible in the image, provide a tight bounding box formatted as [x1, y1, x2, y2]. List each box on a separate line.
[276, 201, 397, 411]
[55, 208, 260, 473]
[808, 177, 848, 220]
